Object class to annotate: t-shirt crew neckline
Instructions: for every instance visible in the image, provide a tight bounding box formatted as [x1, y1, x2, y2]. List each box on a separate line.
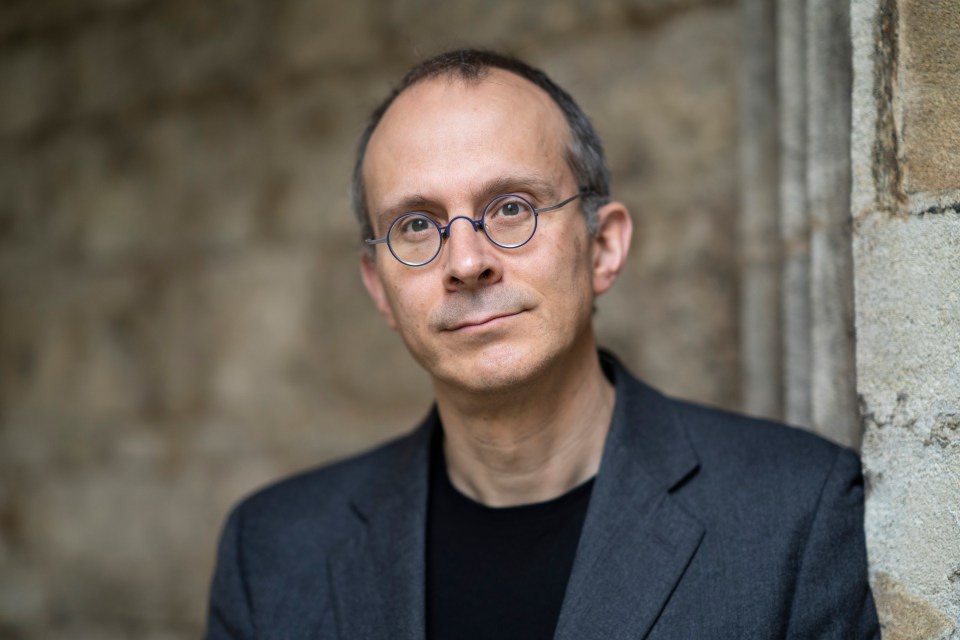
[425, 429, 595, 640]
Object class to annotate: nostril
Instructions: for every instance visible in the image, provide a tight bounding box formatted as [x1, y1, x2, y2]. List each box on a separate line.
[479, 268, 494, 281]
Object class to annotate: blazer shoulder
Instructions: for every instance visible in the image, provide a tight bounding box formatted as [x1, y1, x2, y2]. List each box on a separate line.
[228, 424, 429, 543]
[207, 424, 433, 639]
[670, 399, 857, 466]
[666, 395, 860, 489]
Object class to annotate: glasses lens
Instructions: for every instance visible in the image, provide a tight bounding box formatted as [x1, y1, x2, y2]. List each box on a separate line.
[388, 213, 441, 265]
[483, 195, 536, 248]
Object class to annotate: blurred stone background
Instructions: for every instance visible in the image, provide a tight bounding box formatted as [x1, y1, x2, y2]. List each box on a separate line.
[0, 0, 741, 637]
[3, 0, 958, 638]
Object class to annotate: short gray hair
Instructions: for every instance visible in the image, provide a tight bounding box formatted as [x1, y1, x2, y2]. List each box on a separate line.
[351, 49, 611, 246]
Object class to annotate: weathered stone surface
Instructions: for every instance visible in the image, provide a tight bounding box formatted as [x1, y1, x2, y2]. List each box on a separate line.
[853, 3, 960, 633]
[850, 0, 903, 219]
[898, 1, 960, 194]
[872, 573, 956, 640]
[856, 213, 960, 634]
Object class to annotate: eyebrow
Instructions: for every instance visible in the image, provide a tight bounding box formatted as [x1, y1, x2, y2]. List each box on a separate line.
[473, 174, 560, 204]
[374, 173, 561, 232]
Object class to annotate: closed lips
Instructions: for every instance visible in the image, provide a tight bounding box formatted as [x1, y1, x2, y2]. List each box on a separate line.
[449, 310, 525, 330]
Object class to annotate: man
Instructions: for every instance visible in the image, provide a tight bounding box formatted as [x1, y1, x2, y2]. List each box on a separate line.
[206, 50, 879, 639]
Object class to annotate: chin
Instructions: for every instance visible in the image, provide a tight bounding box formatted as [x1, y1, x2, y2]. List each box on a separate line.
[433, 341, 556, 393]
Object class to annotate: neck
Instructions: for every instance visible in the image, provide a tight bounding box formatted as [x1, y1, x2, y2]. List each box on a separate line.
[434, 342, 615, 507]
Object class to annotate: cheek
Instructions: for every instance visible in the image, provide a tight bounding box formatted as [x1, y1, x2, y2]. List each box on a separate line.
[383, 276, 431, 333]
[519, 227, 595, 326]
[540, 224, 593, 294]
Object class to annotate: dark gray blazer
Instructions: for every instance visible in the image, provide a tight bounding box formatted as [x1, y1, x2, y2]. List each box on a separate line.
[206, 354, 879, 639]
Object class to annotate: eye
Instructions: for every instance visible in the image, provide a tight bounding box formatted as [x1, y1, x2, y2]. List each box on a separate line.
[391, 214, 438, 246]
[486, 196, 534, 222]
[500, 201, 523, 217]
[402, 216, 432, 233]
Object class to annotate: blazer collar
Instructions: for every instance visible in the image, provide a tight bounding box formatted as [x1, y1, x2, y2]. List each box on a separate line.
[328, 409, 437, 640]
[598, 349, 701, 492]
[329, 352, 704, 640]
[554, 351, 704, 639]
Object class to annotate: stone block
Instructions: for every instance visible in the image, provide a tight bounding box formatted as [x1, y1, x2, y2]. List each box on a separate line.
[898, 1, 960, 194]
[856, 212, 960, 628]
[855, 213, 960, 412]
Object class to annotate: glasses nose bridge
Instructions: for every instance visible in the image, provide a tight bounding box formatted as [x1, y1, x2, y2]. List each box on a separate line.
[439, 214, 484, 240]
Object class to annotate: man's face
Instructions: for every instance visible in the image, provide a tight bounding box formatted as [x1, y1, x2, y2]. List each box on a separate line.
[360, 70, 618, 394]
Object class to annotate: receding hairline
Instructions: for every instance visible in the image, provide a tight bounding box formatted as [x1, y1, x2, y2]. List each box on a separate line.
[360, 68, 579, 213]
[352, 48, 611, 244]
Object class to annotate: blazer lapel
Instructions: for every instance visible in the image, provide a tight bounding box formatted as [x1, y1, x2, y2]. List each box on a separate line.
[327, 412, 436, 640]
[555, 356, 705, 640]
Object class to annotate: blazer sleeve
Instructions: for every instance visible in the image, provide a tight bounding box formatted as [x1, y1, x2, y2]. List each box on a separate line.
[785, 447, 880, 639]
[206, 505, 257, 640]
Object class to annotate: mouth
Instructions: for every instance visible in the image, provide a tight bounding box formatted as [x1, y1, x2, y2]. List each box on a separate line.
[448, 310, 526, 332]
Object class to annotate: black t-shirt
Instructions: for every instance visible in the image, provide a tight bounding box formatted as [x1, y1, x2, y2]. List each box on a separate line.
[425, 433, 594, 640]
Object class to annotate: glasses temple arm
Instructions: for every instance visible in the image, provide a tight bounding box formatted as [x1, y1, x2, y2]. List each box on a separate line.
[534, 189, 592, 214]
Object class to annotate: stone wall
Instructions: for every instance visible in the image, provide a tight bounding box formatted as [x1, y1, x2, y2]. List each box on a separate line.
[0, 1, 740, 636]
[853, 0, 960, 636]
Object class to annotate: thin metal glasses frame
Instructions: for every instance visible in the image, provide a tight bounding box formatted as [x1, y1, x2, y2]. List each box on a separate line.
[365, 190, 586, 266]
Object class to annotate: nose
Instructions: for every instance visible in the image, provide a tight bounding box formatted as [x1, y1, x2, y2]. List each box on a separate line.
[442, 216, 502, 290]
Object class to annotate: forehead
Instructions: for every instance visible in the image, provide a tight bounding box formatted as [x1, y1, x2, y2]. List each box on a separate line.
[362, 69, 573, 217]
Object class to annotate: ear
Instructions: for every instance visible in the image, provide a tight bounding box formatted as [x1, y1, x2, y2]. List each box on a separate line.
[360, 252, 398, 330]
[590, 201, 632, 296]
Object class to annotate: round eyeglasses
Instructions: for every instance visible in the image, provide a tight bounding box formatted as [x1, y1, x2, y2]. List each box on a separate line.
[365, 191, 586, 266]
